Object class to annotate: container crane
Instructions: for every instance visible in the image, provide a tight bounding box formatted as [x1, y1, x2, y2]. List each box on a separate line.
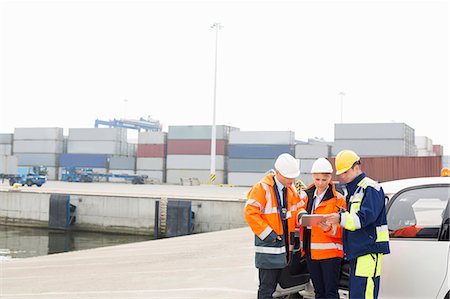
[94, 116, 162, 132]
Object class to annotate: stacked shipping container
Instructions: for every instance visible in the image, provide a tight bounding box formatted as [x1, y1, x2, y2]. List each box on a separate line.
[333, 123, 416, 156]
[294, 140, 331, 186]
[166, 125, 238, 184]
[13, 128, 64, 180]
[67, 128, 128, 155]
[227, 131, 296, 186]
[0, 133, 16, 175]
[0, 133, 13, 156]
[0, 122, 447, 184]
[61, 128, 133, 179]
[136, 131, 167, 183]
[415, 136, 435, 156]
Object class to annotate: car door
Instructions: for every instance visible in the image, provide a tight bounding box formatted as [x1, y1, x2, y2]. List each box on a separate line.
[381, 184, 450, 299]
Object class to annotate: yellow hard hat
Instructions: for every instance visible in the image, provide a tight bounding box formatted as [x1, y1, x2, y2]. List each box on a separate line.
[442, 167, 449, 177]
[335, 150, 360, 175]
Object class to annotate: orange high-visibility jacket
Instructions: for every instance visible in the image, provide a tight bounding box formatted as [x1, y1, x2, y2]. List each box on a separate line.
[244, 173, 301, 269]
[298, 182, 346, 260]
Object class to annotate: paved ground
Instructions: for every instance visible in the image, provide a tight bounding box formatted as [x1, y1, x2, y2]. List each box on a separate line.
[0, 227, 259, 299]
[0, 181, 250, 201]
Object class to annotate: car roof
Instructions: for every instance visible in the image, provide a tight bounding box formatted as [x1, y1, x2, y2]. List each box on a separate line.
[380, 176, 450, 197]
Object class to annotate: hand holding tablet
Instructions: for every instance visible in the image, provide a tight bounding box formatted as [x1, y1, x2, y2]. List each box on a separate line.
[299, 214, 326, 226]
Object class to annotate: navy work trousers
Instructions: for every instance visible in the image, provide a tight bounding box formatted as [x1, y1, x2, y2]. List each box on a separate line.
[258, 268, 282, 299]
[305, 257, 341, 299]
[349, 254, 382, 299]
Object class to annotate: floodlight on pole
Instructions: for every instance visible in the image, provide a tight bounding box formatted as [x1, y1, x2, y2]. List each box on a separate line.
[210, 22, 223, 184]
[123, 98, 128, 120]
[339, 92, 345, 123]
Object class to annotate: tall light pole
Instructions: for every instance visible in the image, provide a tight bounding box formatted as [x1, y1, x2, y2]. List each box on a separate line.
[210, 22, 223, 184]
[123, 98, 128, 120]
[339, 92, 345, 123]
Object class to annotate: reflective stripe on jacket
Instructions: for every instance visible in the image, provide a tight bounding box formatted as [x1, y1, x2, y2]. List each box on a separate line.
[298, 182, 346, 260]
[341, 175, 390, 260]
[244, 173, 301, 269]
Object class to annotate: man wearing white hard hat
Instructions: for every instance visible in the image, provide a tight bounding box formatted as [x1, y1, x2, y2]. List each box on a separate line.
[244, 153, 301, 299]
[297, 157, 346, 299]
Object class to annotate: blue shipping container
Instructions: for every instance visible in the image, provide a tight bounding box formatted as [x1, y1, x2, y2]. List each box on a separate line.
[59, 154, 108, 168]
[228, 144, 295, 159]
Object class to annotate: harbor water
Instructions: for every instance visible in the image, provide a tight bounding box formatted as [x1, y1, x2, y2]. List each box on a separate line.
[0, 225, 153, 259]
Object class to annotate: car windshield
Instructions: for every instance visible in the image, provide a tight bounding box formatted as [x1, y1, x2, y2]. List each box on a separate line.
[387, 186, 450, 239]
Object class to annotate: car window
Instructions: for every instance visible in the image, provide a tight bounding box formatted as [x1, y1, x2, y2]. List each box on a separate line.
[387, 186, 449, 239]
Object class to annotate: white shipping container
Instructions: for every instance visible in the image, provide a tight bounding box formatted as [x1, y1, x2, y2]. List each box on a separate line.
[415, 136, 433, 151]
[415, 136, 428, 149]
[109, 156, 136, 170]
[331, 139, 411, 157]
[0, 133, 13, 144]
[127, 143, 137, 156]
[0, 155, 18, 174]
[297, 173, 313, 186]
[166, 155, 225, 170]
[168, 125, 238, 140]
[334, 123, 414, 140]
[68, 128, 127, 142]
[166, 169, 225, 184]
[120, 142, 131, 156]
[136, 157, 165, 170]
[229, 131, 295, 145]
[13, 140, 64, 154]
[299, 159, 315, 173]
[14, 127, 63, 140]
[295, 143, 331, 159]
[45, 167, 58, 180]
[138, 131, 167, 144]
[228, 172, 267, 186]
[0, 144, 12, 155]
[67, 141, 122, 155]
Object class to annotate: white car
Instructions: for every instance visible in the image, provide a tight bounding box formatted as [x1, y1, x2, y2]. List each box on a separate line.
[275, 176, 450, 299]
[380, 176, 450, 299]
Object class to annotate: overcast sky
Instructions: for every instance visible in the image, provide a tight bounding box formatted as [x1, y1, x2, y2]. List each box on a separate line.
[0, 0, 448, 154]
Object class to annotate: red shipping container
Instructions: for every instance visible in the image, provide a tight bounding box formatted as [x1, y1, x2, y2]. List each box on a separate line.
[137, 144, 166, 158]
[433, 144, 443, 156]
[329, 156, 442, 182]
[167, 139, 227, 155]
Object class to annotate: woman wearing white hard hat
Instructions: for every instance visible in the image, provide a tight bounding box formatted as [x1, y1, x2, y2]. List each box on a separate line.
[297, 157, 346, 299]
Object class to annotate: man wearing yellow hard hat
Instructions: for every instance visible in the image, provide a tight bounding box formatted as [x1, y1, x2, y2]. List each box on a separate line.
[325, 150, 390, 299]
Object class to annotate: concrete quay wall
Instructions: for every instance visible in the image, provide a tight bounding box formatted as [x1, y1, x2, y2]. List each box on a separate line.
[0, 190, 247, 235]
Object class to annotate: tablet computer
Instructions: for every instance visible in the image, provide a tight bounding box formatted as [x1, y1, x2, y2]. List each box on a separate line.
[300, 214, 325, 226]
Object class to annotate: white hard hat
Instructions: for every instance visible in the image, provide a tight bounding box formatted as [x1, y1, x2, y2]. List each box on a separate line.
[311, 157, 333, 174]
[275, 153, 300, 178]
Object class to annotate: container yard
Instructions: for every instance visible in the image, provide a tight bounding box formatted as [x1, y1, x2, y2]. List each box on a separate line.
[0, 122, 447, 187]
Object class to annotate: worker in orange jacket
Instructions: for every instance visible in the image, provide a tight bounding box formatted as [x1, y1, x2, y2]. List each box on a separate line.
[244, 153, 301, 299]
[298, 158, 346, 299]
